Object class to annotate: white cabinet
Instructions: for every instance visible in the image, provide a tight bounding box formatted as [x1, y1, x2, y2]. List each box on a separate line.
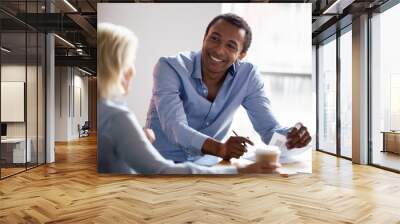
[1, 138, 32, 163]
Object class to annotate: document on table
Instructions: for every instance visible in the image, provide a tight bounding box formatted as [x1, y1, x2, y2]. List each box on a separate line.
[240, 132, 312, 174]
[192, 132, 312, 174]
[193, 155, 220, 166]
[242, 148, 311, 164]
[269, 132, 311, 158]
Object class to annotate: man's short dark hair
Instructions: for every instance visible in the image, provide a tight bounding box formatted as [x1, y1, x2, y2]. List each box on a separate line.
[204, 13, 252, 53]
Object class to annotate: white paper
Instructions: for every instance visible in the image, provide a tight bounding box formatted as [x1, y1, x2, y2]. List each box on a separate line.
[193, 155, 220, 166]
[269, 132, 310, 157]
[242, 148, 310, 165]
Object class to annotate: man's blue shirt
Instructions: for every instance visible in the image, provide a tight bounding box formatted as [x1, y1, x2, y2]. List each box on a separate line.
[145, 51, 288, 162]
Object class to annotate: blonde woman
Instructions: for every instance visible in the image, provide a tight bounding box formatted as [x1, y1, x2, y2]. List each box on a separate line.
[97, 23, 279, 174]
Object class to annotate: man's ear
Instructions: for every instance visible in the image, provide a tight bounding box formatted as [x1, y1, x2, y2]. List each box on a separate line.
[239, 52, 247, 60]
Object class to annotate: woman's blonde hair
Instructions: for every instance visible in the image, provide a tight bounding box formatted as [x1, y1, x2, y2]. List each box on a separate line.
[97, 23, 138, 99]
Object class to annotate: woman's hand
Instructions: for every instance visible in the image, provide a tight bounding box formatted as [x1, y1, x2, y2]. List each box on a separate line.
[143, 128, 156, 143]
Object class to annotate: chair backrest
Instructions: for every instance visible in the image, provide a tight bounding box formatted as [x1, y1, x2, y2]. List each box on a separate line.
[82, 121, 90, 129]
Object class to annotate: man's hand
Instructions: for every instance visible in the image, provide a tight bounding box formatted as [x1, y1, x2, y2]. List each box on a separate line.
[237, 161, 281, 174]
[286, 123, 311, 149]
[202, 136, 253, 160]
[218, 136, 254, 160]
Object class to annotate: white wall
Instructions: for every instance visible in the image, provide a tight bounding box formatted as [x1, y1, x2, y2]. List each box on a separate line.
[55, 67, 69, 141]
[55, 67, 89, 141]
[72, 74, 89, 138]
[98, 3, 222, 125]
[1, 65, 39, 137]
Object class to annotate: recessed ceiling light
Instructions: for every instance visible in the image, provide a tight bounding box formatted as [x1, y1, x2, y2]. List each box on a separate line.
[1, 47, 11, 53]
[54, 34, 75, 48]
[77, 67, 93, 76]
[323, 0, 355, 15]
[63, 0, 78, 12]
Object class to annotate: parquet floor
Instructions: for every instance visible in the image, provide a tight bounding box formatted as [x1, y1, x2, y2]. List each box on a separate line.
[373, 151, 400, 171]
[1, 135, 400, 223]
[1, 167, 26, 178]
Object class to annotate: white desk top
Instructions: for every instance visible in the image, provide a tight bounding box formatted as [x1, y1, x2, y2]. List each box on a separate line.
[226, 149, 312, 176]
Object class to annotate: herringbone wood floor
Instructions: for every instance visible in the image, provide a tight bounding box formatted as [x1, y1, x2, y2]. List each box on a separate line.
[1, 135, 400, 223]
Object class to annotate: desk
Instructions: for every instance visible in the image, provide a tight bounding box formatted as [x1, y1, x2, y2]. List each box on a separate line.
[381, 131, 400, 154]
[1, 138, 31, 164]
[214, 148, 312, 176]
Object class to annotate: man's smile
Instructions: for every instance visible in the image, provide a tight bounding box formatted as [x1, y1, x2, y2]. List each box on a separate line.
[209, 53, 224, 63]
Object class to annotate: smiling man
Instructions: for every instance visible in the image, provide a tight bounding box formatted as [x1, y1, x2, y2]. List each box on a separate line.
[145, 13, 311, 163]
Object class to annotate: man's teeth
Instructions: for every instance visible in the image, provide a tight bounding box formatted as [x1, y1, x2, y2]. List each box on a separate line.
[210, 55, 223, 62]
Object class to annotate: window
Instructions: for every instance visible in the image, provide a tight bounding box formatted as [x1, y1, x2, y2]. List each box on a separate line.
[339, 28, 352, 158]
[0, 1, 46, 179]
[317, 37, 337, 155]
[371, 2, 400, 171]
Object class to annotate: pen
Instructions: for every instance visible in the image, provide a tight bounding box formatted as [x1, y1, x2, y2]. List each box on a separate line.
[232, 130, 248, 148]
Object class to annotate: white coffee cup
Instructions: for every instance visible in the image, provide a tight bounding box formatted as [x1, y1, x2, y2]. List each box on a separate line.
[255, 145, 281, 165]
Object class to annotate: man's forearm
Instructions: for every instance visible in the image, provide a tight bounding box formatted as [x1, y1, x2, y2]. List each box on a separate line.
[201, 138, 222, 157]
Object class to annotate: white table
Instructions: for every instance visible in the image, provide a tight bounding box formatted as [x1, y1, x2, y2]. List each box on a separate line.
[195, 148, 313, 176]
[1, 138, 31, 163]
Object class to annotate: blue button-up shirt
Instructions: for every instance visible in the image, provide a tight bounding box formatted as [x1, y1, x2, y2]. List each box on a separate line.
[145, 51, 289, 162]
